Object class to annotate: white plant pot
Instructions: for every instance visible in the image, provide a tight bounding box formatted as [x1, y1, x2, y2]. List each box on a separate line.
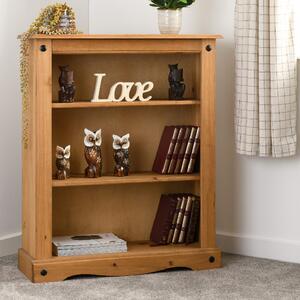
[157, 9, 182, 34]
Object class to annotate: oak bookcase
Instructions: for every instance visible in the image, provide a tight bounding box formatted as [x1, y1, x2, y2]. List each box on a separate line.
[19, 34, 222, 283]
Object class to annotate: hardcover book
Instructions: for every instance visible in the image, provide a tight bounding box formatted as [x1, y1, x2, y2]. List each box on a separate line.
[178, 195, 194, 243]
[167, 195, 183, 244]
[185, 197, 200, 244]
[150, 194, 179, 244]
[152, 126, 178, 174]
[187, 127, 201, 174]
[161, 127, 179, 174]
[168, 127, 186, 174]
[180, 127, 198, 174]
[172, 195, 188, 243]
[174, 126, 192, 174]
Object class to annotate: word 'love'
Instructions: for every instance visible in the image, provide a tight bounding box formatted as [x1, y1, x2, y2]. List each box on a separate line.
[91, 73, 154, 102]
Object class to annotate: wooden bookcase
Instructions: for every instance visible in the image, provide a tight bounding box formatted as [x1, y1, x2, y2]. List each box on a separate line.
[19, 34, 222, 283]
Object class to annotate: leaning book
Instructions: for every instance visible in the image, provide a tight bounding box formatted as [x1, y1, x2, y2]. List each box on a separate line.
[52, 233, 127, 256]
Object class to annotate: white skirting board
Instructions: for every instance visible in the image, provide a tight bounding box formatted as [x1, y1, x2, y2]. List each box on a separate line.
[217, 231, 300, 264]
[0, 232, 21, 257]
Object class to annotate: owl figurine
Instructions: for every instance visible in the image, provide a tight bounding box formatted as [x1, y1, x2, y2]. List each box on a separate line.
[56, 145, 71, 180]
[84, 128, 102, 178]
[112, 134, 130, 177]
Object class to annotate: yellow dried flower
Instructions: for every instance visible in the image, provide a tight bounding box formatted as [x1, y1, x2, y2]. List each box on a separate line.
[20, 3, 81, 149]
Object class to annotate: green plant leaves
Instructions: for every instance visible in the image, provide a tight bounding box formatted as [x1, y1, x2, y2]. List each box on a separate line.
[149, 0, 195, 9]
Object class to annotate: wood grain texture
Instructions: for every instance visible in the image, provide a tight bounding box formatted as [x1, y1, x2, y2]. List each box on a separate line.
[200, 40, 216, 248]
[52, 182, 195, 240]
[22, 39, 53, 259]
[52, 100, 200, 109]
[52, 172, 200, 187]
[19, 246, 221, 283]
[35, 39, 53, 259]
[20, 35, 221, 283]
[30, 34, 223, 40]
[22, 39, 36, 257]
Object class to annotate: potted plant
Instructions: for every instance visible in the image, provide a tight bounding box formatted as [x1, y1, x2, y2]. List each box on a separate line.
[149, 0, 195, 34]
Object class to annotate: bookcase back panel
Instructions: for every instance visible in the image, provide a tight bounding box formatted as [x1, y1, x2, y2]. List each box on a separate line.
[52, 106, 199, 175]
[52, 54, 198, 101]
[53, 182, 195, 241]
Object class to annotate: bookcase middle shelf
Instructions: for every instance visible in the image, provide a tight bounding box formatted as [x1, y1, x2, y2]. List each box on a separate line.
[52, 100, 200, 109]
[52, 172, 200, 187]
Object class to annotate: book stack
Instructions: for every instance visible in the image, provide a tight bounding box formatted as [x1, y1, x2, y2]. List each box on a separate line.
[150, 194, 200, 245]
[52, 233, 127, 256]
[152, 126, 200, 174]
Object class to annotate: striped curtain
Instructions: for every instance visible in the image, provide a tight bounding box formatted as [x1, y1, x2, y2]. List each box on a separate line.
[235, 0, 297, 157]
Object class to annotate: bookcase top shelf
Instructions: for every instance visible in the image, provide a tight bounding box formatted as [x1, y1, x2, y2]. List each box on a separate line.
[52, 172, 200, 188]
[52, 100, 200, 109]
[30, 34, 223, 40]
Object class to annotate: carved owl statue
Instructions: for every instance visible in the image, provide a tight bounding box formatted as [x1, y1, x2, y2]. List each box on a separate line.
[56, 145, 71, 180]
[84, 128, 102, 178]
[112, 134, 130, 177]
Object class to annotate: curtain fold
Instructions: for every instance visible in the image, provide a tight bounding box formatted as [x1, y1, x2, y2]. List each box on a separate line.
[235, 0, 297, 157]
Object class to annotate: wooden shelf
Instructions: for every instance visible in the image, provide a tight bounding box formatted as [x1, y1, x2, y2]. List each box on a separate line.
[51, 241, 201, 261]
[52, 100, 200, 109]
[52, 172, 200, 188]
[30, 34, 223, 40]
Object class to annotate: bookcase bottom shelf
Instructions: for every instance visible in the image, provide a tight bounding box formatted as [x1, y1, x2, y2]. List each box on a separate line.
[19, 243, 221, 283]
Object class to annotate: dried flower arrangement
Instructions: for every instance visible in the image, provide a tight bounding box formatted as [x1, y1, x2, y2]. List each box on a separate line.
[20, 3, 80, 148]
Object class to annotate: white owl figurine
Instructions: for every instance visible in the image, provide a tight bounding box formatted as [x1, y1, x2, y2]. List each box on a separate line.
[84, 128, 102, 178]
[112, 133, 130, 177]
[56, 145, 71, 180]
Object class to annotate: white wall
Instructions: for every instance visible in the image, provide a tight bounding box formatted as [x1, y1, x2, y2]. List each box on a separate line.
[90, 0, 300, 263]
[1, 0, 299, 263]
[0, 0, 89, 257]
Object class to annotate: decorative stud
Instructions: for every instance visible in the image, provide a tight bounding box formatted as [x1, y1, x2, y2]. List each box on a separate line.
[209, 256, 215, 263]
[40, 269, 48, 276]
[206, 45, 212, 52]
[40, 45, 47, 52]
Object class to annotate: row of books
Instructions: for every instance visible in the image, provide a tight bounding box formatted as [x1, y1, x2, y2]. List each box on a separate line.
[52, 233, 127, 256]
[150, 193, 200, 245]
[152, 125, 200, 174]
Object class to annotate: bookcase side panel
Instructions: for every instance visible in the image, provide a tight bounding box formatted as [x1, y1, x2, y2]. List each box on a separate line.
[200, 40, 216, 248]
[34, 39, 53, 259]
[22, 40, 37, 258]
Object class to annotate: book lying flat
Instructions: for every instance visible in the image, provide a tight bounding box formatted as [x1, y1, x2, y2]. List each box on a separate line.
[52, 233, 127, 256]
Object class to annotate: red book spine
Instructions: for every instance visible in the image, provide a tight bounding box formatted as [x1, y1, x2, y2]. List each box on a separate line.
[152, 126, 176, 174]
[180, 127, 198, 174]
[187, 127, 200, 173]
[162, 128, 179, 174]
[178, 195, 194, 243]
[167, 127, 186, 174]
[150, 195, 179, 245]
[174, 127, 192, 174]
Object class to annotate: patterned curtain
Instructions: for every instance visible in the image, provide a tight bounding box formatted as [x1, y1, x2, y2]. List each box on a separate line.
[235, 0, 297, 157]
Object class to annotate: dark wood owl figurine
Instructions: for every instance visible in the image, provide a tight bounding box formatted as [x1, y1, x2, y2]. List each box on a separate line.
[84, 128, 102, 178]
[112, 134, 130, 177]
[55, 145, 71, 180]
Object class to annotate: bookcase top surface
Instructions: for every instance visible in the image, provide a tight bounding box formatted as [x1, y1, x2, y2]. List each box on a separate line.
[29, 34, 223, 40]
